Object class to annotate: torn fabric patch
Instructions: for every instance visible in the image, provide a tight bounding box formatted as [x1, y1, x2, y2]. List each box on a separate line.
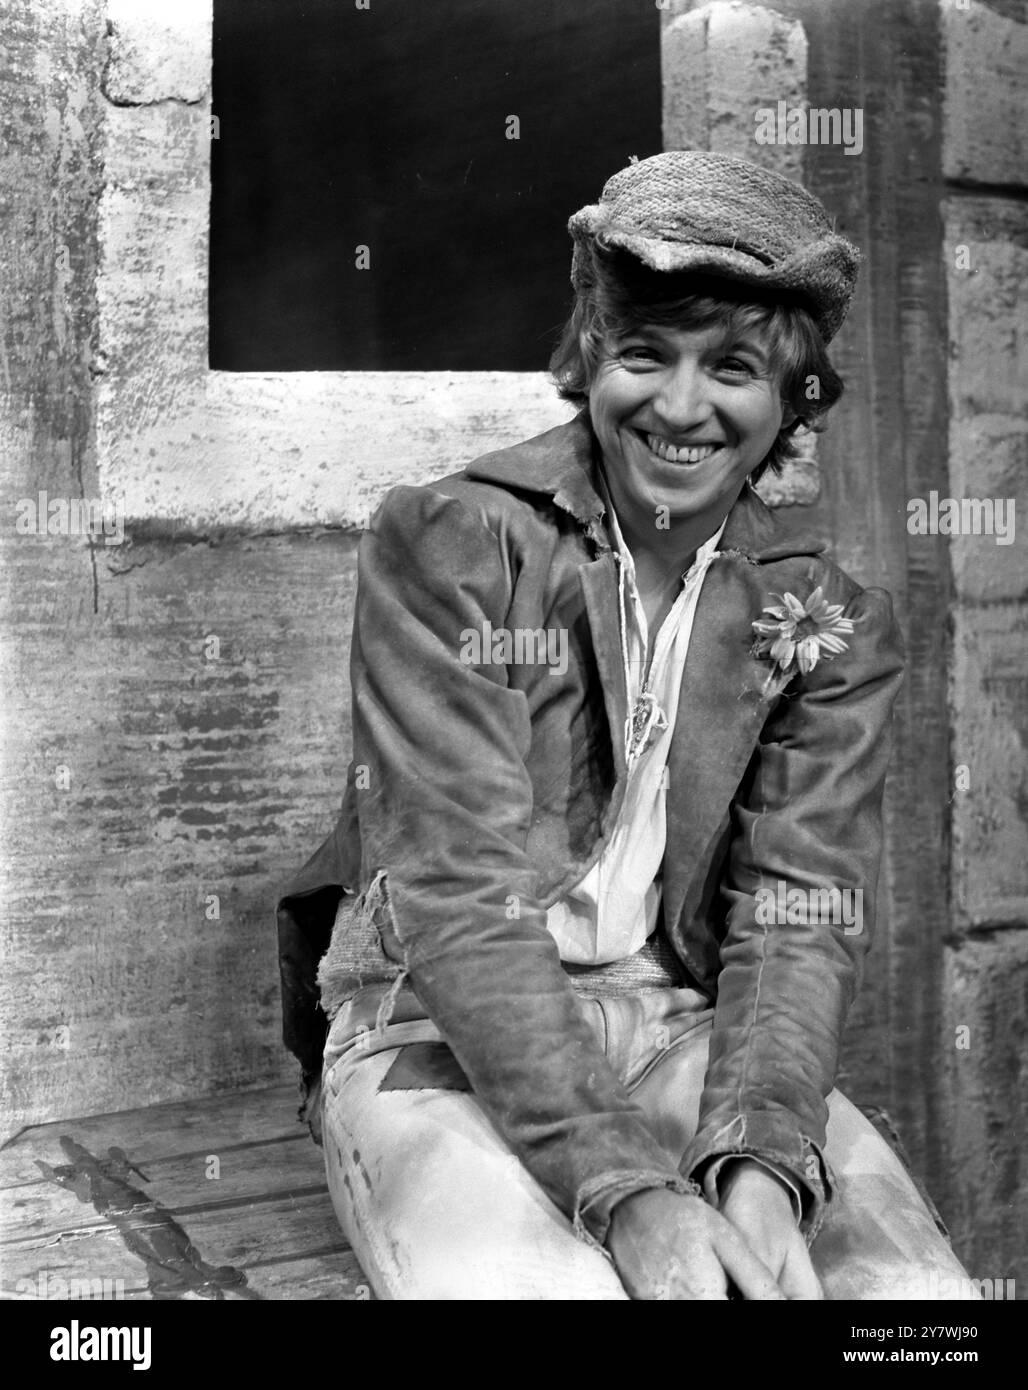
[378, 1042, 472, 1093]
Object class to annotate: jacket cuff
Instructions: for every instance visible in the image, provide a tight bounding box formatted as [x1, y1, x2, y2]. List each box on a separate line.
[702, 1154, 804, 1223]
[682, 1112, 834, 1242]
[574, 1169, 702, 1250]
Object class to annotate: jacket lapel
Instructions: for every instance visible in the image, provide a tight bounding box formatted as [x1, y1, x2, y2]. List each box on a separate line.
[467, 411, 631, 785]
[662, 553, 775, 949]
[662, 489, 826, 954]
[578, 552, 628, 787]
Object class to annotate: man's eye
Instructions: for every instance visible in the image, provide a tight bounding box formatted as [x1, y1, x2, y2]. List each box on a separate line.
[618, 344, 661, 362]
[716, 356, 756, 375]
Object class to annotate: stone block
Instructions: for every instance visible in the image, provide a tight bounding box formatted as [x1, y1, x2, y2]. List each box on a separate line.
[944, 196, 1028, 602]
[942, 0, 1028, 187]
[662, 1, 808, 179]
[946, 196, 1028, 420]
[941, 931, 1028, 1287]
[951, 603, 1028, 928]
[104, 0, 211, 106]
[946, 417, 1026, 602]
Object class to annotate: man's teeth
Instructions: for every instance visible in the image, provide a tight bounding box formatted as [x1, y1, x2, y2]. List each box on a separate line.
[645, 435, 719, 464]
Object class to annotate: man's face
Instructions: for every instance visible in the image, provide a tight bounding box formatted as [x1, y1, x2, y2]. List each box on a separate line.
[588, 320, 787, 534]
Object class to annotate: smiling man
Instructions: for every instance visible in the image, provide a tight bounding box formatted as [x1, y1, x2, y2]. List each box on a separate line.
[587, 314, 795, 633]
[278, 151, 979, 1300]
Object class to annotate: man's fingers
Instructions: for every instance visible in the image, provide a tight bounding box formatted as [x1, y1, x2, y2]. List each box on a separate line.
[657, 1249, 729, 1301]
[779, 1240, 824, 1301]
[715, 1232, 786, 1301]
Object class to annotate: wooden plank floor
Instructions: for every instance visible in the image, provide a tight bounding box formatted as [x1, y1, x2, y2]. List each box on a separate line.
[0, 1084, 371, 1300]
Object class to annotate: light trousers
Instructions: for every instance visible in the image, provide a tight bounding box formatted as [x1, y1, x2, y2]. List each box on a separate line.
[321, 984, 978, 1300]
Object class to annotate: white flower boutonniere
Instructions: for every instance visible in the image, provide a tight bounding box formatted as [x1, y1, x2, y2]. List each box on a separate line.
[752, 586, 855, 693]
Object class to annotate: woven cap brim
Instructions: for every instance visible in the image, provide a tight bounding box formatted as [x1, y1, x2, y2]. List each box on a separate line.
[569, 208, 860, 344]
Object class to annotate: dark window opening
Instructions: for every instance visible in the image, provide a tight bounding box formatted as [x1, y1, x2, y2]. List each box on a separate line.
[210, 0, 661, 371]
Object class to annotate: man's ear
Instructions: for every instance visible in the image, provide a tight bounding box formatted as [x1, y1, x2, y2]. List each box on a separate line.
[780, 403, 800, 430]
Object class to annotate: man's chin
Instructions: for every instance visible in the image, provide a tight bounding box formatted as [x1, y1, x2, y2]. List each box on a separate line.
[628, 467, 740, 516]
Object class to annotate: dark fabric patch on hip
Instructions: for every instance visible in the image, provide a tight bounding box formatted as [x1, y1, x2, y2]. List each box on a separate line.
[378, 1042, 472, 1093]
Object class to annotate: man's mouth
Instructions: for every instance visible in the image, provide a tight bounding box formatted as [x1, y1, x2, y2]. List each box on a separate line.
[642, 433, 722, 465]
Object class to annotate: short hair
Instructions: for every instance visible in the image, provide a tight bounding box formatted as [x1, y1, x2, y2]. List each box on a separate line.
[550, 237, 844, 483]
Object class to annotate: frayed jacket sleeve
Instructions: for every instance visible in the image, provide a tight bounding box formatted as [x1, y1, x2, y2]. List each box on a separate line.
[680, 583, 905, 1239]
[352, 485, 693, 1242]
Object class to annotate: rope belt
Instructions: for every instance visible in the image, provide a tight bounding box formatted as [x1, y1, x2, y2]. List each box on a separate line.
[562, 929, 686, 997]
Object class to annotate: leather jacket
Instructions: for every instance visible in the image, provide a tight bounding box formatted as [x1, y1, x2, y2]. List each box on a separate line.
[277, 411, 905, 1244]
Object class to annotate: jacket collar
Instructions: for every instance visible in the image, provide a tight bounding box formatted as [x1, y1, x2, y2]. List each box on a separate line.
[463, 410, 828, 563]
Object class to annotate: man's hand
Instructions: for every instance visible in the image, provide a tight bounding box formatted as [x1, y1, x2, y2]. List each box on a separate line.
[605, 1187, 787, 1301]
[717, 1159, 824, 1300]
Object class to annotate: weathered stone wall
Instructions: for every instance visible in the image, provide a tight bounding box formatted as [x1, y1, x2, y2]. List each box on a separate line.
[0, 1, 361, 1136]
[940, 0, 1028, 1285]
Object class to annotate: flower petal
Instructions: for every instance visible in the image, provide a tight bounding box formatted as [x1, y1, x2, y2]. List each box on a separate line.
[797, 636, 822, 672]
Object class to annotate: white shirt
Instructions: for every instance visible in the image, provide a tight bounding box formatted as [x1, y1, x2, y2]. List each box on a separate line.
[546, 511, 727, 964]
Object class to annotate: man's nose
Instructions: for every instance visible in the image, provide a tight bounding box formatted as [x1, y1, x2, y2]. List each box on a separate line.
[653, 357, 711, 430]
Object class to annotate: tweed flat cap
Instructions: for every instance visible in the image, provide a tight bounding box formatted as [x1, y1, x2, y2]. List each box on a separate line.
[568, 151, 860, 343]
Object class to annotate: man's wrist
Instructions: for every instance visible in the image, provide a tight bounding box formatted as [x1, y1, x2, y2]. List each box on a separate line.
[715, 1157, 801, 1217]
[586, 1171, 702, 1249]
[605, 1182, 705, 1250]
